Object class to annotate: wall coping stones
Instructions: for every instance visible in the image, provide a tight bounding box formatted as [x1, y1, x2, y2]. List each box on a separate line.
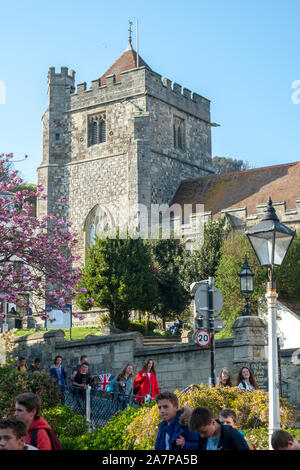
[13, 330, 65, 344]
[134, 338, 233, 357]
[55, 331, 144, 350]
[280, 348, 299, 358]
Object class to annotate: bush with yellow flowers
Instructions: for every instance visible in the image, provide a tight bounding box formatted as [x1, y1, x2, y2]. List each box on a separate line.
[123, 384, 296, 450]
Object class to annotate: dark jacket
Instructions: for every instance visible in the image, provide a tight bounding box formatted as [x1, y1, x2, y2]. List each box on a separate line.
[198, 421, 250, 451]
[155, 406, 199, 451]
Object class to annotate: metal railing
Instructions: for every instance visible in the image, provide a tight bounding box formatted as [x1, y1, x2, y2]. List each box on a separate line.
[63, 385, 152, 432]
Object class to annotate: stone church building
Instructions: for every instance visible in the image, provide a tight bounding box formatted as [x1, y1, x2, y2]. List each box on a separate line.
[36, 38, 300, 330]
[37, 39, 215, 262]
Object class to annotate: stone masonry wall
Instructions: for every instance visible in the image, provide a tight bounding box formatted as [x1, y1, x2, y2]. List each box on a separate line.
[11, 329, 299, 412]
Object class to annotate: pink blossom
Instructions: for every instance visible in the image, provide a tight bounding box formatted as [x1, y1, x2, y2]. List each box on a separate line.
[78, 287, 87, 293]
[0, 152, 83, 319]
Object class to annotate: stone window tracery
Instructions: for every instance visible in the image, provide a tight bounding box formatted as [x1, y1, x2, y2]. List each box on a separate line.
[85, 206, 113, 249]
[88, 113, 106, 147]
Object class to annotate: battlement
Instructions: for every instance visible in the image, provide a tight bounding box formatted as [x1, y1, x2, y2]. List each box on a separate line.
[218, 199, 300, 231]
[48, 66, 76, 84]
[71, 66, 210, 121]
[161, 75, 209, 105]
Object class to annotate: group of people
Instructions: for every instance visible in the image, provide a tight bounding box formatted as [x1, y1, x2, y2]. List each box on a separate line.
[107, 358, 160, 409]
[218, 366, 259, 391]
[1, 390, 297, 451]
[154, 391, 299, 451]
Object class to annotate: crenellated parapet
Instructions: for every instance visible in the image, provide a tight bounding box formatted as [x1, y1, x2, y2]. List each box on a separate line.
[71, 66, 210, 122]
[48, 66, 76, 84]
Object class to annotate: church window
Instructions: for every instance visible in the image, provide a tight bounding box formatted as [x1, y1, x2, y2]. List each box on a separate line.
[88, 113, 106, 147]
[173, 116, 185, 150]
[55, 133, 60, 141]
[85, 205, 114, 251]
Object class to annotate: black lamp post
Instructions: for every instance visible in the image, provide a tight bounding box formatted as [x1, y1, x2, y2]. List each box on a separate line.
[239, 255, 254, 316]
[245, 197, 296, 449]
[245, 197, 295, 284]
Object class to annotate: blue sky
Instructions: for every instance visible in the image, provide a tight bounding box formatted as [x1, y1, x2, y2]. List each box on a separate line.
[1, 0, 300, 183]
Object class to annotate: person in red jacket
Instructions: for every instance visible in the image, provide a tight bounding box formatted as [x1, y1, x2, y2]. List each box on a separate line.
[134, 358, 160, 403]
[14, 392, 54, 450]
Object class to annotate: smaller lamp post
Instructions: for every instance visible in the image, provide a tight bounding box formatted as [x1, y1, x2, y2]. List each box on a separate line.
[239, 255, 254, 316]
[245, 197, 296, 449]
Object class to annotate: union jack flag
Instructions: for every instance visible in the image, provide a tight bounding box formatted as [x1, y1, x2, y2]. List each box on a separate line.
[97, 373, 111, 391]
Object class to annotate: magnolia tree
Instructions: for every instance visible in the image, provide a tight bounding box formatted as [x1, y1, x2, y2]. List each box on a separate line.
[0, 153, 84, 321]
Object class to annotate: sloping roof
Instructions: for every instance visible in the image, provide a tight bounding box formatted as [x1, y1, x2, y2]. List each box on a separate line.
[100, 44, 152, 85]
[171, 161, 300, 216]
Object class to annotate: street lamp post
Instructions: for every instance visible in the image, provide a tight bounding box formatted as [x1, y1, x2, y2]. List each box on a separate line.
[245, 197, 296, 449]
[239, 255, 254, 316]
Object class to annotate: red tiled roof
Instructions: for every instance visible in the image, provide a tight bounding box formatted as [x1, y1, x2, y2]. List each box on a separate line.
[100, 44, 151, 85]
[171, 161, 300, 216]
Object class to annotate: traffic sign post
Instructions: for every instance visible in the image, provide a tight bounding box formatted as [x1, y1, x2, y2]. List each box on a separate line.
[194, 329, 211, 347]
[191, 277, 223, 387]
[208, 277, 216, 386]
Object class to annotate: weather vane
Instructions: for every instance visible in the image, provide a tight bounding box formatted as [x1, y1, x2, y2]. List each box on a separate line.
[128, 20, 133, 46]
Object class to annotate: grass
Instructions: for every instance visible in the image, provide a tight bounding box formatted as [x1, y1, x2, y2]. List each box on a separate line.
[13, 327, 102, 341]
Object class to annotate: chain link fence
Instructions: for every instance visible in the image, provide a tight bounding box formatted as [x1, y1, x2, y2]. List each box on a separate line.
[63, 384, 151, 432]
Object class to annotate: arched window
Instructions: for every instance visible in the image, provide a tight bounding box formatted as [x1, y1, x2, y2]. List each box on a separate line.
[173, 116, 185, 150]
[88, 113, 106, 147]
[85, 205, 114, 252]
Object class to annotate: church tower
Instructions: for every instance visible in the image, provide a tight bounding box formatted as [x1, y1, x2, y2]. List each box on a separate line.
[38, 37, 213, 261]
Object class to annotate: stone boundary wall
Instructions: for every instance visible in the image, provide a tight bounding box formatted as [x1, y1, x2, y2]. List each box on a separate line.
[11, 328, 299, 412]
[280, 348, 300, 413]
[134, 338, 234, 392]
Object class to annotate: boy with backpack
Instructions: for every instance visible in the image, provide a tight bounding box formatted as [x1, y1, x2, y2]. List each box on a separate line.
[14, 392, 62, 450]
[155, 391, 199, 450]
[189, 406, 250, 451]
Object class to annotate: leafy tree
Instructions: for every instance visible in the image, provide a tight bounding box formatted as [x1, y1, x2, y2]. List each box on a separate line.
[146, 237, 191, 327]
[215, 232, 300, 338]
[75, 234, 158, 330]
[0, 153, 82, 320]
[214, 234, 267, 337]
[212, 156, 251, 174]
[184, 217, 228, 287]
[274, 234, 300, 302]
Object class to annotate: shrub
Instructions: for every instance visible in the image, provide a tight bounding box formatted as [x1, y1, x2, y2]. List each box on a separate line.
[98, 313, 111, 329]
[244, 427, 300, 451]
[42, 405, 89, 440]
[0, 367, 60, 418]
[128, 319, 158, 335]
[60, 405, 143, 450]
[123, 385, 296, 450]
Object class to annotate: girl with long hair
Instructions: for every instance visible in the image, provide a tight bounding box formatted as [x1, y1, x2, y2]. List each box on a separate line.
[218, 367, 233, 387]
[236, 366, 258, 391]
[109, 364, 134, 410]
[134, 358, 160, 403]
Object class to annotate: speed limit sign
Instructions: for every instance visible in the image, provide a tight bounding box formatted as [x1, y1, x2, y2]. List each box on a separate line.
[195, 329, 211, 347]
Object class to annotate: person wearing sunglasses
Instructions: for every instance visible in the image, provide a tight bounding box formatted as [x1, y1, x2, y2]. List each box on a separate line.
[218, 367, 233, 387]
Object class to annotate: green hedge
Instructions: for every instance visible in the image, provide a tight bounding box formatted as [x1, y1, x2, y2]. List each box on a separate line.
[127, 319, 159, 335]
[42, 405, 89, 439]
[59, 405, 143, 450]
[0, 367, 60, 418]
